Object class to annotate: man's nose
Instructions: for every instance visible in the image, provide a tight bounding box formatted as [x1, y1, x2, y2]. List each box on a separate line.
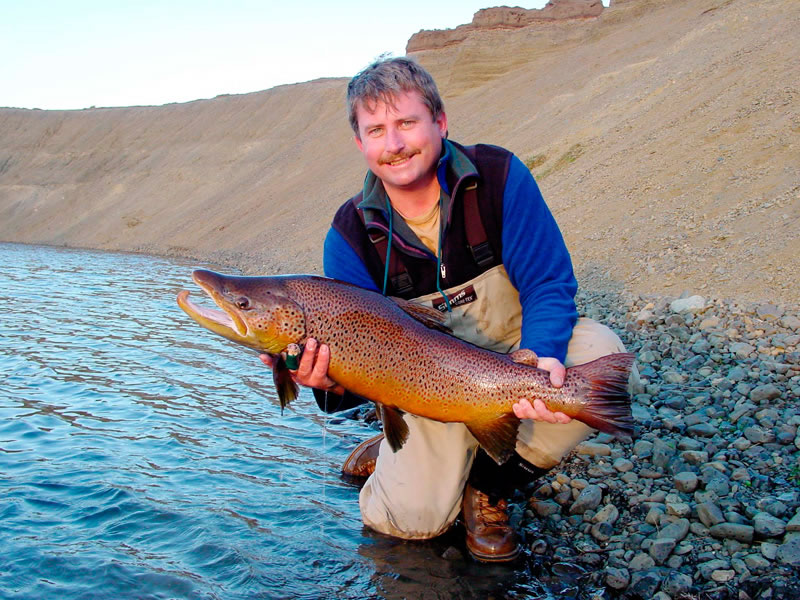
[384, 126, 404, 153]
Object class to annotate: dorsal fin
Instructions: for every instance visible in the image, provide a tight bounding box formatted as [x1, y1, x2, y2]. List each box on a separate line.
[390, 297, 452, 333]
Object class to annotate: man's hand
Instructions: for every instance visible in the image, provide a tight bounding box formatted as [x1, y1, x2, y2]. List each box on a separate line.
[512, 356, 572, 423]
[259, 338, 345, 395]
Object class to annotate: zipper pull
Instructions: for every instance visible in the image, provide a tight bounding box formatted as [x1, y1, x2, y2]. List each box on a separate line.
[440, 263, 446, 280]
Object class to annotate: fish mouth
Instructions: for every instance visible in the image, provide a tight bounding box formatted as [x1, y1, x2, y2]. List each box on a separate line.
[177, 272, 250, 341]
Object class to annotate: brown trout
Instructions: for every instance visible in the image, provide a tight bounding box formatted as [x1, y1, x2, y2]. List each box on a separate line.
[177, 269, 635, 464]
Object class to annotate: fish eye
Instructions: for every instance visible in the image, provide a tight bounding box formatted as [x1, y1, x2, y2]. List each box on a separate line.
[235, 297, 251, 310]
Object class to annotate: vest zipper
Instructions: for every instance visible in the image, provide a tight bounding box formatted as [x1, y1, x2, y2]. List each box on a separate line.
[436, 193, 452, 312]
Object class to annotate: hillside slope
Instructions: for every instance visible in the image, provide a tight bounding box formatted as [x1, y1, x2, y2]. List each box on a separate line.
[1, 0, 797, 306]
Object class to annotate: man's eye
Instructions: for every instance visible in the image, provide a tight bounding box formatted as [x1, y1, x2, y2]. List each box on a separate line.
[400, 120, 414, 128]
[368, 127, 383, 136]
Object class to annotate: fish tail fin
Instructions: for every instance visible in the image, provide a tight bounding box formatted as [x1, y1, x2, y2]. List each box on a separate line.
[570, 352, 636, 442]
[271, 353, 299, 414]
[465, 413, 521, 465]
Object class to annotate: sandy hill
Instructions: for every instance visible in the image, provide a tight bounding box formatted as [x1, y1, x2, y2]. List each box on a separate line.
[0, 0, 797, 307]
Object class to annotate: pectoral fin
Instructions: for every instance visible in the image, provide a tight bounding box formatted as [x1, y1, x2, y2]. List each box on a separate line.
[272, 353, 299, 414]
[391, 297, 452, 333]
[378, 403, 410, 453]
[465, 412, 521, 465]
[509, 348, 539, 367]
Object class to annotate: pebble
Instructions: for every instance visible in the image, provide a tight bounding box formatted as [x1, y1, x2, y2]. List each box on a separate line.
[662, 571, 693, 596]
[674, 471, 699, 492]
[761, 542, 779, 560]
[628, 570, 661, 596]
[730, 341, 756, 358]
[670, 295, 706, 312]
[750, 383, 782, 403]
[698, 558, 731, 580]
[754, 512, 787, 537]
[697, 502, 726, 527]
[666, 502, 692, 517]
[605, 567, 629, 589]
[709, 523, 755, 543]
[613, 458, 634, 472]
[711, 569, 736, 583]
[516, 290, 800, 598]
[569, 485, 603, 514]
[657, 519, 690, 542]
[592, 504, 619, 525]
[575, 441, 612, 457]
[648, 537, 676, 564]
[777, 537, 800, 566]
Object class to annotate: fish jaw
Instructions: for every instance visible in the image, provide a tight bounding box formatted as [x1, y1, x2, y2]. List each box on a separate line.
[177, 270, 307, 354]
[177, 289, 264, 351]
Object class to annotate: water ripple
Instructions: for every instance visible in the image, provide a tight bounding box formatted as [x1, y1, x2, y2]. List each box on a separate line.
[0, 243, 548, 600]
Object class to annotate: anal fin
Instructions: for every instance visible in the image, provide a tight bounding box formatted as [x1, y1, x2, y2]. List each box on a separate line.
[465, 412, 521, 465]
[378, 403, 410, 453]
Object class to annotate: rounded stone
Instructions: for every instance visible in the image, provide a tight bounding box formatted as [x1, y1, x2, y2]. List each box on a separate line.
[709, 523, 754, 543]
[592, 503, 619, 525]
[605, 567, 630, 590]
[591, 521, 613, 542]
[670, 296, 706, 313]
[613, 458, 635, 472]
[754, 512, 787, 538]
[569, 484, 603, 515]
[648, 537, 677, 565]
[662, 571, 693, 597]
[777, 537, 800, 567]
[697, 502, 725, 527]
[750, 383, 781, 403]
[711, 569, 736, 583]
[674, 471, 699, 492]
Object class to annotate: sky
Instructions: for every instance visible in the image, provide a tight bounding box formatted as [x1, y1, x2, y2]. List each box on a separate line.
[0, 0, 575, 111]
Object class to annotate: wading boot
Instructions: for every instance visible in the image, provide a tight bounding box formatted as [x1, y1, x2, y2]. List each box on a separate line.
[341, 433, 383, 478]
[461, 483, 520, 562]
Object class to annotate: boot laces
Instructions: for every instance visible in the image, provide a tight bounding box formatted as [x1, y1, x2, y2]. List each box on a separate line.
[476, 492, 510, 527]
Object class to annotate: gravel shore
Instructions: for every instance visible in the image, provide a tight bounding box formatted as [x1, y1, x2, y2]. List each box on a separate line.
[514, 289, 800, 599]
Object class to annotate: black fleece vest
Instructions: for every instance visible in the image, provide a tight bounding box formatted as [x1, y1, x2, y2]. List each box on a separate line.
[331, 142, 513, 299]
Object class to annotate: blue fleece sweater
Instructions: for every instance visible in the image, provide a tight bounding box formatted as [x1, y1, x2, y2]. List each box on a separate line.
[322, 145, 578, 363]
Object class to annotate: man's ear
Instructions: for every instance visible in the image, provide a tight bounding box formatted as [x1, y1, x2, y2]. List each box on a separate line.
[436, 111, 448, 137]
[354, 134, 363, 153]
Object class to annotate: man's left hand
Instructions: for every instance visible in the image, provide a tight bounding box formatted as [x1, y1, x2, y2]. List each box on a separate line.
[512, 357, 572, 423]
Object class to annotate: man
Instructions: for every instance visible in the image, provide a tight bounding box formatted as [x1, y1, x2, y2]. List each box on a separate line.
[260, 57, 635, 562]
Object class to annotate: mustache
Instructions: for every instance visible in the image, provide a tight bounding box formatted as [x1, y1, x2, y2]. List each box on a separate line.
[378, 149, 419, 165]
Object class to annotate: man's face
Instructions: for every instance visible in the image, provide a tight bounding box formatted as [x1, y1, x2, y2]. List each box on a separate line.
[354, 91, 447, 194]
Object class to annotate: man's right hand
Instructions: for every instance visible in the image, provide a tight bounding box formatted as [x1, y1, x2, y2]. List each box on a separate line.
[259, 337, 345, 395]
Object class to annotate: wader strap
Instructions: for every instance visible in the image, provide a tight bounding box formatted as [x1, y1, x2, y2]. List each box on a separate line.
[462, 182, 495, 268]
[367, 231, 414, 296]
[351, 193, 414, 295]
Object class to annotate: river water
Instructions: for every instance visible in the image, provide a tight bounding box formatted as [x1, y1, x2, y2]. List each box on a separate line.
[0, 243, 567, 600]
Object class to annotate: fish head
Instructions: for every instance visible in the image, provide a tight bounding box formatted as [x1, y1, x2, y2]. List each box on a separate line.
[177, 269, 306, 353]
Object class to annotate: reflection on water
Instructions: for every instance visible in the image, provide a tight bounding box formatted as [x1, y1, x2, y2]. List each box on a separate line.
[0, 243, 557, 600]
